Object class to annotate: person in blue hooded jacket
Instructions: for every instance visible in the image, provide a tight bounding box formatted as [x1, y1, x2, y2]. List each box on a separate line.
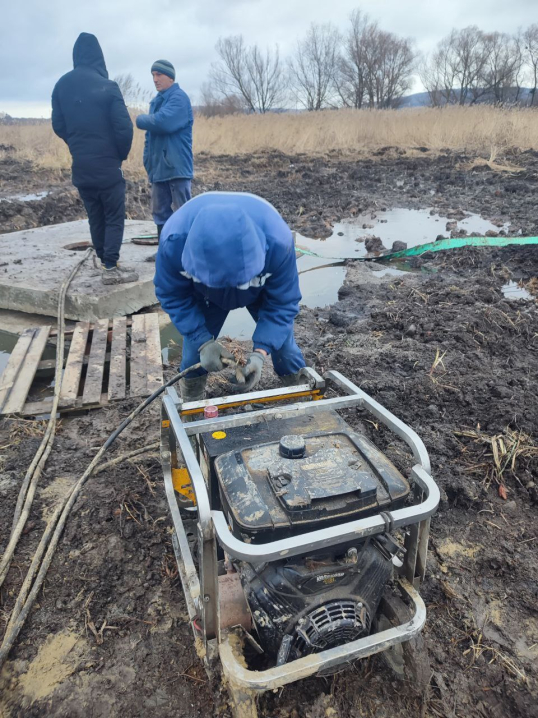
[136, 60, 193, 255]
[154, 192, 306, 401]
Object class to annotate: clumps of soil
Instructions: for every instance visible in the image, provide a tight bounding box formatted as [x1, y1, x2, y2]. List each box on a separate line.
[0, 402, 222, 717]
[0, 181, 152, 234]
[278, 251, 538, 718]
[4, 145, 538, 242]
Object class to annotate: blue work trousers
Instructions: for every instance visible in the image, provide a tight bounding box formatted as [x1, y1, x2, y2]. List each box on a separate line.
[151, 178, 192, 227]
[180, 301, 305, 378]
[78, 180, 125, 268]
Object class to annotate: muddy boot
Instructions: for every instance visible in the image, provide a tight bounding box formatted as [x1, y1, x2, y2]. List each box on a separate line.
[179, 375, 207, 424]
[145, 225, 163, 263]
[180, 374, 207, 402]
[102, 264, 139, 285]
[280, 369, 308, 387]
[280, 369, 312, 401]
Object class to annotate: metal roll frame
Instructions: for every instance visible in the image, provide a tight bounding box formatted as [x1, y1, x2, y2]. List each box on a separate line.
[160, 369, 439, 710]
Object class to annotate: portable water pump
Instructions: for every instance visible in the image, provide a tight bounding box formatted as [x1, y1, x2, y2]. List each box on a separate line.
[161, 369, 439, 716]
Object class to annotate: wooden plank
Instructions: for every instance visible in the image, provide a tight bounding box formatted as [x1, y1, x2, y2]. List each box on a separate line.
[82, 318, 109, 405]
[144, 314, 164, 394]
[108, 317, 127, 400]
[129, 314, 147, 397]
[2, 327, 52, 415]
[23, 392, 109, 417]
[38, 352, 113, 372]
[59, 322, 90, 407]
[49, 317, 133, 338]
[0, 329, 35, 412]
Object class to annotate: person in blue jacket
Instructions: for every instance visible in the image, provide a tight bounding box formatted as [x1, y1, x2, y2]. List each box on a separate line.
[136, 60, 193, 257]
[154, 192, 306, 402]
[52, 33, 137, 285]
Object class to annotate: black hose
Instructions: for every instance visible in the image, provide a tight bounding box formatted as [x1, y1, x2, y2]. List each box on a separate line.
[102, 362, 202, 451]
[0, 362, 202, 668]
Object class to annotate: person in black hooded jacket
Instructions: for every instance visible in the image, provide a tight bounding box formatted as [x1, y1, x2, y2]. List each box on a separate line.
[52, 33, 137, 284]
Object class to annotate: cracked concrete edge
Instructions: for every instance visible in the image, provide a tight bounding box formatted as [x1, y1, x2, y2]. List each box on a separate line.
[0, 283, 159, 322]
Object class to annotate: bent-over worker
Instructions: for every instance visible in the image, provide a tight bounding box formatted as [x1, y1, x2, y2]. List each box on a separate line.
[154, 192, 306, 402]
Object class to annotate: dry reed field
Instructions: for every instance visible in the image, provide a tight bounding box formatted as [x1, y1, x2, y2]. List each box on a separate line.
[1, 105, 538, 178]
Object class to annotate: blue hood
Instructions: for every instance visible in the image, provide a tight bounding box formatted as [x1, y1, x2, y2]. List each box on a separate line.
[182, 204, 266, 288]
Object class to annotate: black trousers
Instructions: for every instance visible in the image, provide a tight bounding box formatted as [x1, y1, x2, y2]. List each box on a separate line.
[78, 180, 126, 267]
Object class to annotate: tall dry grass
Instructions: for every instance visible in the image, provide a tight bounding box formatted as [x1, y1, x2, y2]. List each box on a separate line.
[1, 105, 537, 177]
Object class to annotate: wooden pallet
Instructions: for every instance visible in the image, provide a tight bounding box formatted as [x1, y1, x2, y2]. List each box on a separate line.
[0, 314, 163, 416]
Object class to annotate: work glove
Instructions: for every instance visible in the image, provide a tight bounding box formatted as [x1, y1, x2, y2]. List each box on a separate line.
[236, 351, 265, 391]
[199, 339, 234, 373]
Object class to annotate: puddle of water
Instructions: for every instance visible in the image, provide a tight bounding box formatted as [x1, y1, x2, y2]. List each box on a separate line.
[0, 350, 9, 375]
[2, 191, 49, 203]
[502, 281, 533, 300]
[151, 208, 513, 362]
[0, 206, 515, 372]
[297, 254, 346, 309]
[296, 208, 509, 259]
[369, 265, 411, 279]
[0, 331, 18, 374]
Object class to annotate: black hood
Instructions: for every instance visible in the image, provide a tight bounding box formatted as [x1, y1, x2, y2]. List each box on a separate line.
[73, 33, 108, 78]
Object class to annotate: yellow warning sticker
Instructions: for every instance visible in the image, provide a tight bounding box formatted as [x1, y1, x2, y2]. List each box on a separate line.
[212, 431, 227, 440]
[172, 467, 196, 505]
[162, 420, 170, 428]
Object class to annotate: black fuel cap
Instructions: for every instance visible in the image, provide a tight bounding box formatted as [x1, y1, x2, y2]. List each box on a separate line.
[279, 435, 306, 459]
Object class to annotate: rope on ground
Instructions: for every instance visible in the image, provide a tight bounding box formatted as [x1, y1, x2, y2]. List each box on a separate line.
[0, 248, 92, 590]
[0, 363, 201, 669]
[91, 442, 160, 475]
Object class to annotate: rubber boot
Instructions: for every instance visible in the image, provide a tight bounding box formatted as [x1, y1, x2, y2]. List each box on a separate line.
[145, 225, 163, 263]
[179, 375, 207, 425]
[280, 370, 307, 387]
[179, 374, 207, 402]
[280, 369, 311, 402]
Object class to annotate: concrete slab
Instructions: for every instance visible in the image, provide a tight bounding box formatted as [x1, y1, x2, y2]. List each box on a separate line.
[0, 219, 158, 321]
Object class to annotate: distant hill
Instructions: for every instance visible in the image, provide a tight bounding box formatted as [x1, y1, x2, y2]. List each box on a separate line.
[0, 114, 49, 125]
[400, 88, 534, 108]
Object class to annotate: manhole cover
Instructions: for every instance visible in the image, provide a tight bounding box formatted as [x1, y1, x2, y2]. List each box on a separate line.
[132, 236, 159, 246]
[63, 242, 92, 251]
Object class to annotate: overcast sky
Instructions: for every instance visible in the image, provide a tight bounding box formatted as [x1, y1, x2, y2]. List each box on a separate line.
[1, 0, 535, 117]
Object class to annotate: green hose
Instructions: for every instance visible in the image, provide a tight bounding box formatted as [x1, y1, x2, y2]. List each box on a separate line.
[296, 235, 538, 262]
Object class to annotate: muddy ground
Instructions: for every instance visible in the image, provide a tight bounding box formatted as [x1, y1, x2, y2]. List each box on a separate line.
[0, 147, 537, 718]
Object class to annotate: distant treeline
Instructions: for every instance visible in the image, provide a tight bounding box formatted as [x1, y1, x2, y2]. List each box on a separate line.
[0, 115, 50, 125]
[197, 13, 538, 115]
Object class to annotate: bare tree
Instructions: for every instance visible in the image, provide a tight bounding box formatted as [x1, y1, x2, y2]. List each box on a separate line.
[419, 54, 445, 106]
[423, 28, 486, 105]
[522, 24, 538, 105]
[480, 32, 524, 103]
[373, 32, 416, 107]
[198, 82, 244, 117]
[334, 10, 372, 109]
[113, 73, 152, 108]
[289, 23, 341, 110]
[210, 36, 286, 113]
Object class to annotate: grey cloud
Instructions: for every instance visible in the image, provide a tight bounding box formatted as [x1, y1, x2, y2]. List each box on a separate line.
[2, 0, 536, 116]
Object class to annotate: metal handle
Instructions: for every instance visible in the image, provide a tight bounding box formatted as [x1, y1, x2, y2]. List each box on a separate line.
[325, 371, 431, 474]
[212, 464, 439, 563]
[163, 370, 436, 560]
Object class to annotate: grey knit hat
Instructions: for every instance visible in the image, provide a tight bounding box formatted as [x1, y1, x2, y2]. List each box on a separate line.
[151, 59, 175, 80]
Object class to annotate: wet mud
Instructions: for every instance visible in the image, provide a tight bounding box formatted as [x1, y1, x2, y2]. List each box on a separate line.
[0, 147, 537, 717]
